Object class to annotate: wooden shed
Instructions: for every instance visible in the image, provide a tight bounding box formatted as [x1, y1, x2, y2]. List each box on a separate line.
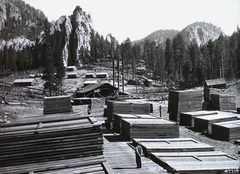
[204, 78, 227, 102]
[96, 72, 109, 78]
[67, 72, 77, 78]
[13, 79, 38, 86]
[168, 89, 203, 121]
[66, 66, 77, 71]
[85, 73, 95, 78]
[75, 83, 118, 98]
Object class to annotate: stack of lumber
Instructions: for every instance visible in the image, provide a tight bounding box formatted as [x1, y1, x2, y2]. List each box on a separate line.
[212, 120, 240, 141]
[121, 118, 179, 140]
[71, 97, 92, 105]
[237, 107, 240, 114]
[132, 138, 214, 155]
[151, 151, 240, 173]
[204, 87, 222, 102]
[194, 113, 238, 134]
[210, 94, 236, 111]
[113, 113, 159, 133]
[106, 101, 152, 122]
[44, 95, 72, 114]
[168, 89, 203, 121]
[0, 114, 107, 174]
[179, 110, 218, 126]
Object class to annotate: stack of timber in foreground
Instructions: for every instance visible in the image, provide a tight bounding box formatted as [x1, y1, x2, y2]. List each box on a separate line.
[210, 94, 236, 111]
[168, 89, 203, 121]
[44, 95, 72, 114]
[212, 120, 240, 141]
[0, 114, 112, 174]
[132, 138, 214, 155]
[121, 118, 179, 140]
[133, 137, 240, 173]
[106, 100, 152, 122]
[151, 151, 240, 174]
[194, 113, 238, 134]
[179, 110, 218, 126]
[113, 113, 159, 133]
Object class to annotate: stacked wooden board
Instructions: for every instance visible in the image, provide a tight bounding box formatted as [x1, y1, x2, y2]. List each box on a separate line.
[168, 89, 203, 121]
[212, 120, 240, 141]
[0, 114, 110, 174]
[179, 110, 218, 126]
[151, 151, 240, 173]
[106, 100, 152, 122]
[121, 118, 179, 140]
[133, 137, 240, 173]
[113, 113, 159, 133]
[237, 107, 240, 114]
[132, 138, 214, 155]
[194, 113, 238, 134]
[44, 95, 72, 114]
[210, 94, 236, 111]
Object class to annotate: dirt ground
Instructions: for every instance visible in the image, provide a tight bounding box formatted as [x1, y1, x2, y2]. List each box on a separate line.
[1, 69, 240, 161]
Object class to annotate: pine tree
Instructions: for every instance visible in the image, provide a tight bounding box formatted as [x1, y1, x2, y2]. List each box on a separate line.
[164, 38, 174, 80]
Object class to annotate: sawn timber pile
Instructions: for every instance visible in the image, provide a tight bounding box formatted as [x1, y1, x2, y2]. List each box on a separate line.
[0, 114, 107, 174]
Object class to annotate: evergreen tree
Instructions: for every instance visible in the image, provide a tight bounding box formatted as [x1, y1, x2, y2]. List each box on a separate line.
[164, 38, 174, 80]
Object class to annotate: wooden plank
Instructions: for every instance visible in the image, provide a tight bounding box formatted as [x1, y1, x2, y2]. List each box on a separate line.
[133, 138, 214, 155]
[212, 120, 240, 141]
[180, 110, 218, 126]
[194, 114, 238, 134]
[121, 118, 179, 140]
[151, 151, 240, 173]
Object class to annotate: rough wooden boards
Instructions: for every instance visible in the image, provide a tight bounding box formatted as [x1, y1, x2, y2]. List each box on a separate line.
[0, 155, 111, 174]
[212, 120, 240, 141]
[168, 89, 203, 121]
[210, 94, 236, 111]
[121, 118, 179, 140]
[132, 138, 214, 155]
[180, 110, 218, 126]
[0, 114, 104, 173]
[194, 113, 238, 134]
[106, 101, 152, 121]
[151, 151, 240, 173]
[44, 95, 72, 114]
[113, 113, 159, 133]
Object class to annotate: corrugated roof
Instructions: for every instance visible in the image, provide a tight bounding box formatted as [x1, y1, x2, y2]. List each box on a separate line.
[78, 83, 117, 93]
[205, 78, 226, 87]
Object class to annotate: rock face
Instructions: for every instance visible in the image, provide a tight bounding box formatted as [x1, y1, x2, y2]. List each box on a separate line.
[0, 0, 46, 50]
[47, 6, 93, 66]
[180, 22, 224, 46]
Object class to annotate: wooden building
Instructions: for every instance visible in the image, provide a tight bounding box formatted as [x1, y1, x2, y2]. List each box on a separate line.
[96, 72, 109, 78]
[67, 72, 77, 78]
[85, 73, 95, 78]
[210, 94, 236, 111]
[13, 79, 38, 86]
[204, 78, 227, 102]
[75, 83, 118, 98]
[66, 66, 77, 71]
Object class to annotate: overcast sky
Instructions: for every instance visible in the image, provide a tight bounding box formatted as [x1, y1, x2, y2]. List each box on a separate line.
[24, 0, 240, 42]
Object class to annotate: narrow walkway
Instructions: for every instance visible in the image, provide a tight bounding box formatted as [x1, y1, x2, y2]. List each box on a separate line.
[103, 129, 167, 174]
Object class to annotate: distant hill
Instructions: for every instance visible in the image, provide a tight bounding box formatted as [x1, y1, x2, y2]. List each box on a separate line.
[132, 22, 224, 47]
[132, 29, 179, 47]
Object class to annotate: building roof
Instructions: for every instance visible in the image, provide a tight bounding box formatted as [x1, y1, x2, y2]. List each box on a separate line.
[78, 83, 117, 94]
[205, 78, 226, 87]
[14, 79, 37, 83]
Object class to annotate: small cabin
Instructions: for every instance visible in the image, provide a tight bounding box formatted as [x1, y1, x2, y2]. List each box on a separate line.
[96, 72, 109, 78]
[83, 80, 98, 87]
[13, 79, 38, 86]
[85, 73, 95, 78]
[67, 72, 77, 78]
[204, 78, 227, 102]
[66, 66, 77, 71]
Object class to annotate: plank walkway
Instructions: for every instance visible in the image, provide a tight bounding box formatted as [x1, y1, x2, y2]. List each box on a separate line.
[103, 130, 167, 174]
